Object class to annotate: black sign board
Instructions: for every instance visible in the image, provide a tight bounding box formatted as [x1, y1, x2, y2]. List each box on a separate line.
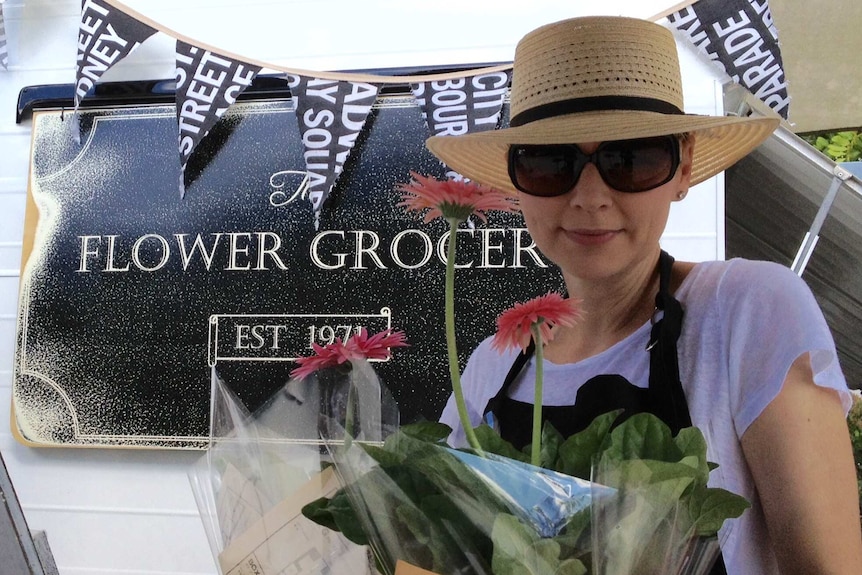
[15, 91, 564, 448]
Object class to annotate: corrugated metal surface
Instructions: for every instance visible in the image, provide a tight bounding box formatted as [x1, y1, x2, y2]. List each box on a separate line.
[1, 1, 725, 572]
[726, 126, 862, 389]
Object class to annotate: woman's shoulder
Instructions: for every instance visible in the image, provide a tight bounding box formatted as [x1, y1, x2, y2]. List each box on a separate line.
[680, 257, 818, 315]
[684, 257, 802, 295]
[470, 335, 521, 363]
[464, 336, 522, 377]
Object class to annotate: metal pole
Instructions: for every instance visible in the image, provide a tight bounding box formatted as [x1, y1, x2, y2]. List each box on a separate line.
[791, 164, 854, 276]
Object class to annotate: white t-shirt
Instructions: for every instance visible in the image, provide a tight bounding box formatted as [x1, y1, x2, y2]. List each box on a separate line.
[439, 258, 852, 575]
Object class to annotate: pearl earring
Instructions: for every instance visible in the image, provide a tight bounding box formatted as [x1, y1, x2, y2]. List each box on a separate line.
[677, 191, 687, 200]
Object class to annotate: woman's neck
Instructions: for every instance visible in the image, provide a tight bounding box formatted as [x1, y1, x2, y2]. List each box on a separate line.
[544, 253, 662, 363]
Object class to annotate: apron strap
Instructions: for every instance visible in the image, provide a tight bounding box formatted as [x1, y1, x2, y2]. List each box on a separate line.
[483, 250, 691, 433]
[483, 339, 535, 426]
[646, 250, 691, 434]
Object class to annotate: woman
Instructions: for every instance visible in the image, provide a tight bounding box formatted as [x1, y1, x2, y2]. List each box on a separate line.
[427, 16, 862, 575]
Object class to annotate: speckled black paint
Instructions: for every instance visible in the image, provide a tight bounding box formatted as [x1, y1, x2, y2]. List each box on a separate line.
[17, 95, 564, 448]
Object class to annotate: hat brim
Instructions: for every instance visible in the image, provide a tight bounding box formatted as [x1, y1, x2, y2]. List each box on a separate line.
[426, 110, 780, 193]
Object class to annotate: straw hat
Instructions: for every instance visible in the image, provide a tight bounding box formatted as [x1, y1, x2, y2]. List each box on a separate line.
[425, 16, 780, 193]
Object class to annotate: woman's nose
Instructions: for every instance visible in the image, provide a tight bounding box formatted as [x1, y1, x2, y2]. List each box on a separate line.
[567, 163, 613, 209]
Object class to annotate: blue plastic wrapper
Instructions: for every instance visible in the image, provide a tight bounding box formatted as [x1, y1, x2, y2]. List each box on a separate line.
[446, 449, 614, 538]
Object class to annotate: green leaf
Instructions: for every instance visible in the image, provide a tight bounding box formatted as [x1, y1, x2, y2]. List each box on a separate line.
[827, 143, 849, 161]
[491, 514, 564, 575]
[673, 427, 711, 481]
[396, 503, 432, 545]
[399, 421, 453, 443]
[491, 514, 537, 575]
[554, 558, 588, 575]
[379, 427, 454, 465]
[301, 496, 341, 533]
[396, 500, 462, 571]
[381, 425, 449, 457]
[360, 442, 404, 466]
[674, 426, 706, 458]
[302, 489, 371, 546]
[688, 487, 751, 536]
[474, 423, 531, 463]
[554, 508, 591, 556]
[539, 421, 564, 469]
[602, 412, 682, 463]
[601, 458, 698, 489]
[556, 410, 622, 478]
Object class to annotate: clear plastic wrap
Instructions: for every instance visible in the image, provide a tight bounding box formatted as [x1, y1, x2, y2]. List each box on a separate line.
[318, 421, 607, 575]
[305, 410, 747, 575]
[192, 359, 745, 575]
[189, 361, 398, 574]
[590, 456, 722, 575]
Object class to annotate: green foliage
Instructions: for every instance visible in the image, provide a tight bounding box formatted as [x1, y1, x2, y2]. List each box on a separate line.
[847, 395, 862, 519]
[491, 514, 588, 575]
[302, 413, 749, 575]
[803, 130, 862, 163]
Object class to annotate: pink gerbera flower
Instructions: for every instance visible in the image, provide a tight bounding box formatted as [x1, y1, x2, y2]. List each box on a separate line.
[396, 172, 518, 223]
[492, 293, 582, 353]
[493, 293, 582, 465]
[290, 328, 408, 380]
[344, 328, 409, 360]
[290, 340, 351, 380]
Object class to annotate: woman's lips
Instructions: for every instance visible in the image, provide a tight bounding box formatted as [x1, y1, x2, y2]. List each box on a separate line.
[565, 228, 620, 246]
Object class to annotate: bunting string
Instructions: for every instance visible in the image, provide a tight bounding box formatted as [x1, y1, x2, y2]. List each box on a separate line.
[75, 0, 520, 214]
[96, 0, 513, 84]
[93, 0, 695, 83]
[73, 0, 788, 219]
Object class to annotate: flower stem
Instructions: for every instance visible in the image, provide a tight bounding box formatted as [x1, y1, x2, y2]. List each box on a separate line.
[531, 323, 544, 467]
[345, 380, 356, 441]
[445, 217, 482, 454]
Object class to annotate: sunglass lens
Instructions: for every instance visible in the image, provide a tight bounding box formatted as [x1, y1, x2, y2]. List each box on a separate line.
[510, 145, 578, 197]
[598, 137, 677, 193]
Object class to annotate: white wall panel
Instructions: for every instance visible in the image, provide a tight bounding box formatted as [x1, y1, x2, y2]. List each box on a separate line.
[0, 1, 728, 573]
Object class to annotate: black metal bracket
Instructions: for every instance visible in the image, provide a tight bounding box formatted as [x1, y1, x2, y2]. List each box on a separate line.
[16, 63, 509, 123]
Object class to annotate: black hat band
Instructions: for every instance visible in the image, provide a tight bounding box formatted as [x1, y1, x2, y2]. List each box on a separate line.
[510, 95, 685, 127]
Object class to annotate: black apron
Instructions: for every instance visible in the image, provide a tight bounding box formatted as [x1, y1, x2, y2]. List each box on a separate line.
[482, 250, 727, 574]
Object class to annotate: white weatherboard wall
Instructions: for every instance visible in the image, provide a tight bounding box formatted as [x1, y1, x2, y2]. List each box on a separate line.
[0, 1, 727, 573]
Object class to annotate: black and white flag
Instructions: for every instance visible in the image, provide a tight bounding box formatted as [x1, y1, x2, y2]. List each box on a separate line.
[74, 0, 158, 129]
[175, 41, 261, 196]
[0, 0, 8, 70]
[667, 0, 789, 118]
[287, 75, 380, 224]
[411, 70, 511, 137]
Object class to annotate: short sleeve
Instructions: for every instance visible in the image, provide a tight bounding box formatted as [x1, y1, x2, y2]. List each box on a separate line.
[438, 337, 519, 447]
[718, 260, 850, 435]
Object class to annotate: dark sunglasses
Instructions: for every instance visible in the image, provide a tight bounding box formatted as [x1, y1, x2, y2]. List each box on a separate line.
[508, 135, 681, 197]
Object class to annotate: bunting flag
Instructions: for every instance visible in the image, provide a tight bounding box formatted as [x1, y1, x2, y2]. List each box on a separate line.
[64, 0, 512, 220]
[175, 41, 261, 196]
[73, 0, 158, 138]
[667, 0, 789, 118]
[0, 0, 8, 70]
[410, 70, 511, 137]
[287, 75, 380, 225]
[411, 70, 511, 180]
